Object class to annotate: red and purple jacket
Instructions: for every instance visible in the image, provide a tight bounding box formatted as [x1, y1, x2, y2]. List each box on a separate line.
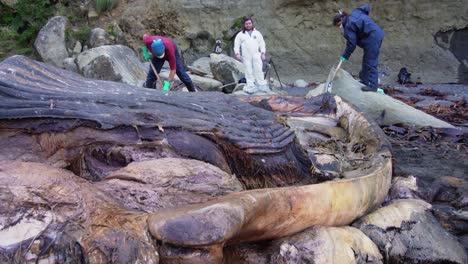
[143, 35, 177, 70]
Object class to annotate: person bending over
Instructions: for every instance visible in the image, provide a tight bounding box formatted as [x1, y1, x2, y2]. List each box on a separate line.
[143, 34, 195, 92]
[333, 5, 385, 92]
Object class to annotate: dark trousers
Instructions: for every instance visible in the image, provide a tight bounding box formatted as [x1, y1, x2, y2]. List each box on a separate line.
[360, 38, 383, 89]
[145, 47, 194, 91]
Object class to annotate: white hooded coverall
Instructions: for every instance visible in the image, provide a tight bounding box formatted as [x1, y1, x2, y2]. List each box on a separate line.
[234, 29, 267, 90]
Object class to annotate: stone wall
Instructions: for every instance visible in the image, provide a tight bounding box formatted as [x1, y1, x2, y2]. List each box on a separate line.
[123, 0, 468, 84]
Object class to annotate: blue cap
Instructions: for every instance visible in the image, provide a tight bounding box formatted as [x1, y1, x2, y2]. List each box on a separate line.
[151, 39, 165, 58]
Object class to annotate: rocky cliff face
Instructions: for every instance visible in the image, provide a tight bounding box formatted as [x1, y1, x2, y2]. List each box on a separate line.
[121, 0, 468, 83]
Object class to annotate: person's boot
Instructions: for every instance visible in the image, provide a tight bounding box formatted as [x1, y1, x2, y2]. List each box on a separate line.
[361, 85, 377, 92]
[186, 82, 196, 92]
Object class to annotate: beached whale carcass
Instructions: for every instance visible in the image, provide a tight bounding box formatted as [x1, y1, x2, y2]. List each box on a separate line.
[0, 56, 391, 263]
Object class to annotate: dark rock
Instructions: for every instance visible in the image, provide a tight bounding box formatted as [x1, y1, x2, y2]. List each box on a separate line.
[354, 199, 467, 264]
[432, 203, 468, 235]
[428, 176, 467, 206]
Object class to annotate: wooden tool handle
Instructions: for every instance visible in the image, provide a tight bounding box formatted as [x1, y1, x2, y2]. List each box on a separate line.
[149, 60, 164, 89]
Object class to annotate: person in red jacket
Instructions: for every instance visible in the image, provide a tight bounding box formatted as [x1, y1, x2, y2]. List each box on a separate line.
[143, 34, 195, 92]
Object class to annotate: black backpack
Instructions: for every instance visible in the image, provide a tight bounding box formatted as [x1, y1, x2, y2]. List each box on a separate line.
[398, 67, 412, 84]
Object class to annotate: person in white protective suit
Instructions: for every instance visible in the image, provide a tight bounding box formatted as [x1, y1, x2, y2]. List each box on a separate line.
[234, 17, 270, 94]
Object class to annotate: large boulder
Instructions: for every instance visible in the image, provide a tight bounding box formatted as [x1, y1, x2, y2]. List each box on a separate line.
[191, 56, 212, 75]
[209, 53, 245, 93]
[307, 69, 455, 128]
[34, 16, 69, 68]
[76, 45, 147, 85]
[354, 199, 467, 264]
[429, 176, 468, 236]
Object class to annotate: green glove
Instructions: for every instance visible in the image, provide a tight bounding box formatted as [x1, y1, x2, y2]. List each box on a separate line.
[340, 56, 347, 62]
[162, 80, 170, 91]
[142, 46, 151, 61]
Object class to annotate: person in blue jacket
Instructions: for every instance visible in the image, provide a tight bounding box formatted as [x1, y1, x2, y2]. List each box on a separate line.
[333, 5, 385, 92]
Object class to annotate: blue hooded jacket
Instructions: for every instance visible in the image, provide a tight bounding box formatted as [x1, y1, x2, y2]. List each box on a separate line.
[342, 5, 385, 60]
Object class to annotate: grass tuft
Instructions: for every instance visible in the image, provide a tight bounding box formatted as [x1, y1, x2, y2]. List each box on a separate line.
[96, 0, 118, 14]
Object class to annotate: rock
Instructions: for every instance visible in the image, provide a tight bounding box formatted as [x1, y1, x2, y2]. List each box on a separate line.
[209, 53, 245, 93]
[159, 70, 223, 91]
[188, 65, 208, 76]
[191, 57, 212, 75]
[427, 176, 467, 205]
[76, 45, 147, 85]
[112, 23, 128, 46]
[294, 79, 308, 87]
[224, 226, 384, 264]
[34, 16, 69, 68]
[187, 31, 215, 55]
[307, 69, 455, 128]
[119, 16, 145, 37]
[95, 158, 244, 212]
[271, 226, 383, 264]
[62, 57, 78, 73]
[72, 41, 82, 55]
[415, 99, 456, 108]
[87, 9, 98, 19]
[386, 175, 421, 201]
[88, 27, 113, 48]
[354, 199, 467, 264]
[432, 203, 468, 235]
